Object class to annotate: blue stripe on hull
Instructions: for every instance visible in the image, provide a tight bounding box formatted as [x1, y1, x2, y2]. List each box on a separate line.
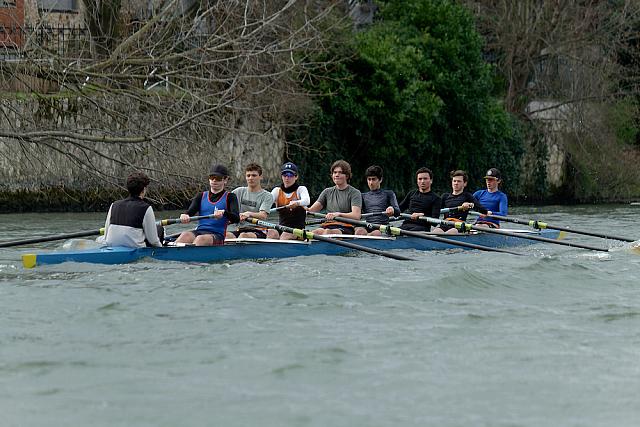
[23, 230, 560, 267]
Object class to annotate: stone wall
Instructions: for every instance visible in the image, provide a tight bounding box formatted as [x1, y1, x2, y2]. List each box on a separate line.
[0, 96, 285, 211]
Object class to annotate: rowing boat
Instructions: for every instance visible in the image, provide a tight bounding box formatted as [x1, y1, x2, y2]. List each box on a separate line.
[22, 229, 560, 268]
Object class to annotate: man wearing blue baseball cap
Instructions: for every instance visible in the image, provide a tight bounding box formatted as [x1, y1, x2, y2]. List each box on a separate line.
[269, 162, 310, 239]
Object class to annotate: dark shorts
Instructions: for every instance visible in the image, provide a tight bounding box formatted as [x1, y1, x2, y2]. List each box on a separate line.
[438, 218, 467, 233]
[320, 224, 355, 235]
[192, 230, 225, 242]
[400, 222, 430, 232]
[232, 228, 268, 239]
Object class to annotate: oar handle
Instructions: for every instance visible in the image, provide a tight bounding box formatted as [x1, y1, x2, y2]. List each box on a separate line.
[158, 213, 219, 226]
[439, 206, 463, 214]
[269, 202, 308, 213]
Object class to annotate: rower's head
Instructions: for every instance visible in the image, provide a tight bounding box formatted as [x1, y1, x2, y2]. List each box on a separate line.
[450, 170, 468, 194]
[483, 168, 502, 192]
[244, 163, 263, 189]
[208, 164, 230, 192]
[365, 165, 383, 191]
[281, 162, 299, 186]
[126, 172, 151, 197]
[330, 160, 351, 187]
[416, 167, 433, 193]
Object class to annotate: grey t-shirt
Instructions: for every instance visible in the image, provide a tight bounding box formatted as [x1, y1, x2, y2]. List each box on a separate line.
[362, 189, 400, 224]
[316, 185, 362, 213]
[232, 187, 274, 213]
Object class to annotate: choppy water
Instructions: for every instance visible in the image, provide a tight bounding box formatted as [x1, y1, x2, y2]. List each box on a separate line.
[1, 206, 640, 427]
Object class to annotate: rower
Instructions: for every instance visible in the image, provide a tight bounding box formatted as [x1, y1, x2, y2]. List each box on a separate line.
[100, 171, 163, 248]
[227, 163, 275, 239]
[433, 170, 489, 234]
[398, 167, 441, 232]
[306, 159, 362, 235]
[176, 164, 240, 246]
[354, 165, 400, 236]
[473, 167, 508, 228]
[269, 162, 310, 240]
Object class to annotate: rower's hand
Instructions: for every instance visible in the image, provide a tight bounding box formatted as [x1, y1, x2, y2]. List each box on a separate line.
[385, 206, 394, 216]
[240, 212, 251, 221]
[325, 212, 339, 220]
[461, 202, 474, 211]
[410, 212, 424, 220]
[214, 209, 225, 219]
[180, 214, 190, 223]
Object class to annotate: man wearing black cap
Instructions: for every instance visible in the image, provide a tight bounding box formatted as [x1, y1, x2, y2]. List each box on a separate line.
[269, 162, 310, 239]
[473, 167, 508, 228]
[101, 171, 163, 248]
[176, 164, 240, 245]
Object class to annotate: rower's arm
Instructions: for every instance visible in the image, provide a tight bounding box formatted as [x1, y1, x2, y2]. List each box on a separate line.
[497, 193, 508, 216]
[142, 207, 162, 247]
[471, 195, 489, 215]
[297, 186, 311, 207]
[339, 205, 362, 220]
[101, 204, 113, 242]
[185, 193, 203, 216]
[224, 193, 241, 224]
[388, 191, 401, 217]
[431, 196, 441, 219]
[242, 210, 269, 220]
[307, 200, 324, 212]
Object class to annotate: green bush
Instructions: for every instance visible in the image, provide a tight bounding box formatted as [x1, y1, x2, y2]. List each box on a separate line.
[290, 0, 523, 197]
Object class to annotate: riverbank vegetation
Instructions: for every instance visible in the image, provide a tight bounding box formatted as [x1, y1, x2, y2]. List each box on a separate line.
[289, 0, 522, 197]
[1, 0, 640, 211]
[290, 0, 640, 201]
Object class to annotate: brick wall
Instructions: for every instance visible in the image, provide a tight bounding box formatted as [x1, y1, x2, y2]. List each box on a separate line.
[0, 0, 24, 48]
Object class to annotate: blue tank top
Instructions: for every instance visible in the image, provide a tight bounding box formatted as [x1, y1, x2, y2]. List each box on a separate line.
[197, 191, 230, 235]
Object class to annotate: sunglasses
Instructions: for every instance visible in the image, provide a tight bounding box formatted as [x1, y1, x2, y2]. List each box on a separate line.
[281, 172, 296, 178]
[209, 175, 226, 182]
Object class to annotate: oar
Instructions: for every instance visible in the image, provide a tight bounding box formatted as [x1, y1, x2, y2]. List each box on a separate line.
[269, 203, 309, 213]
[439, 206, 461, 215]
[158, 213, 222, 226]
[400, 213, 610, 252]
[307, 212, 522, 255]
[0, 229, 106, 248]
[0, 213, 221, 249]
[269, 204, 376, 217]
[468, 211, 636, 243]
[245, 218, 414, 261]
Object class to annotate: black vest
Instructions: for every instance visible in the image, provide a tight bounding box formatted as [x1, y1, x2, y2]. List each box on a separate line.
[110, 196, 151, 229]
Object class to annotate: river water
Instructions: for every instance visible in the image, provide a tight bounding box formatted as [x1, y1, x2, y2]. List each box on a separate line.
[1, 205, 639, 427]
